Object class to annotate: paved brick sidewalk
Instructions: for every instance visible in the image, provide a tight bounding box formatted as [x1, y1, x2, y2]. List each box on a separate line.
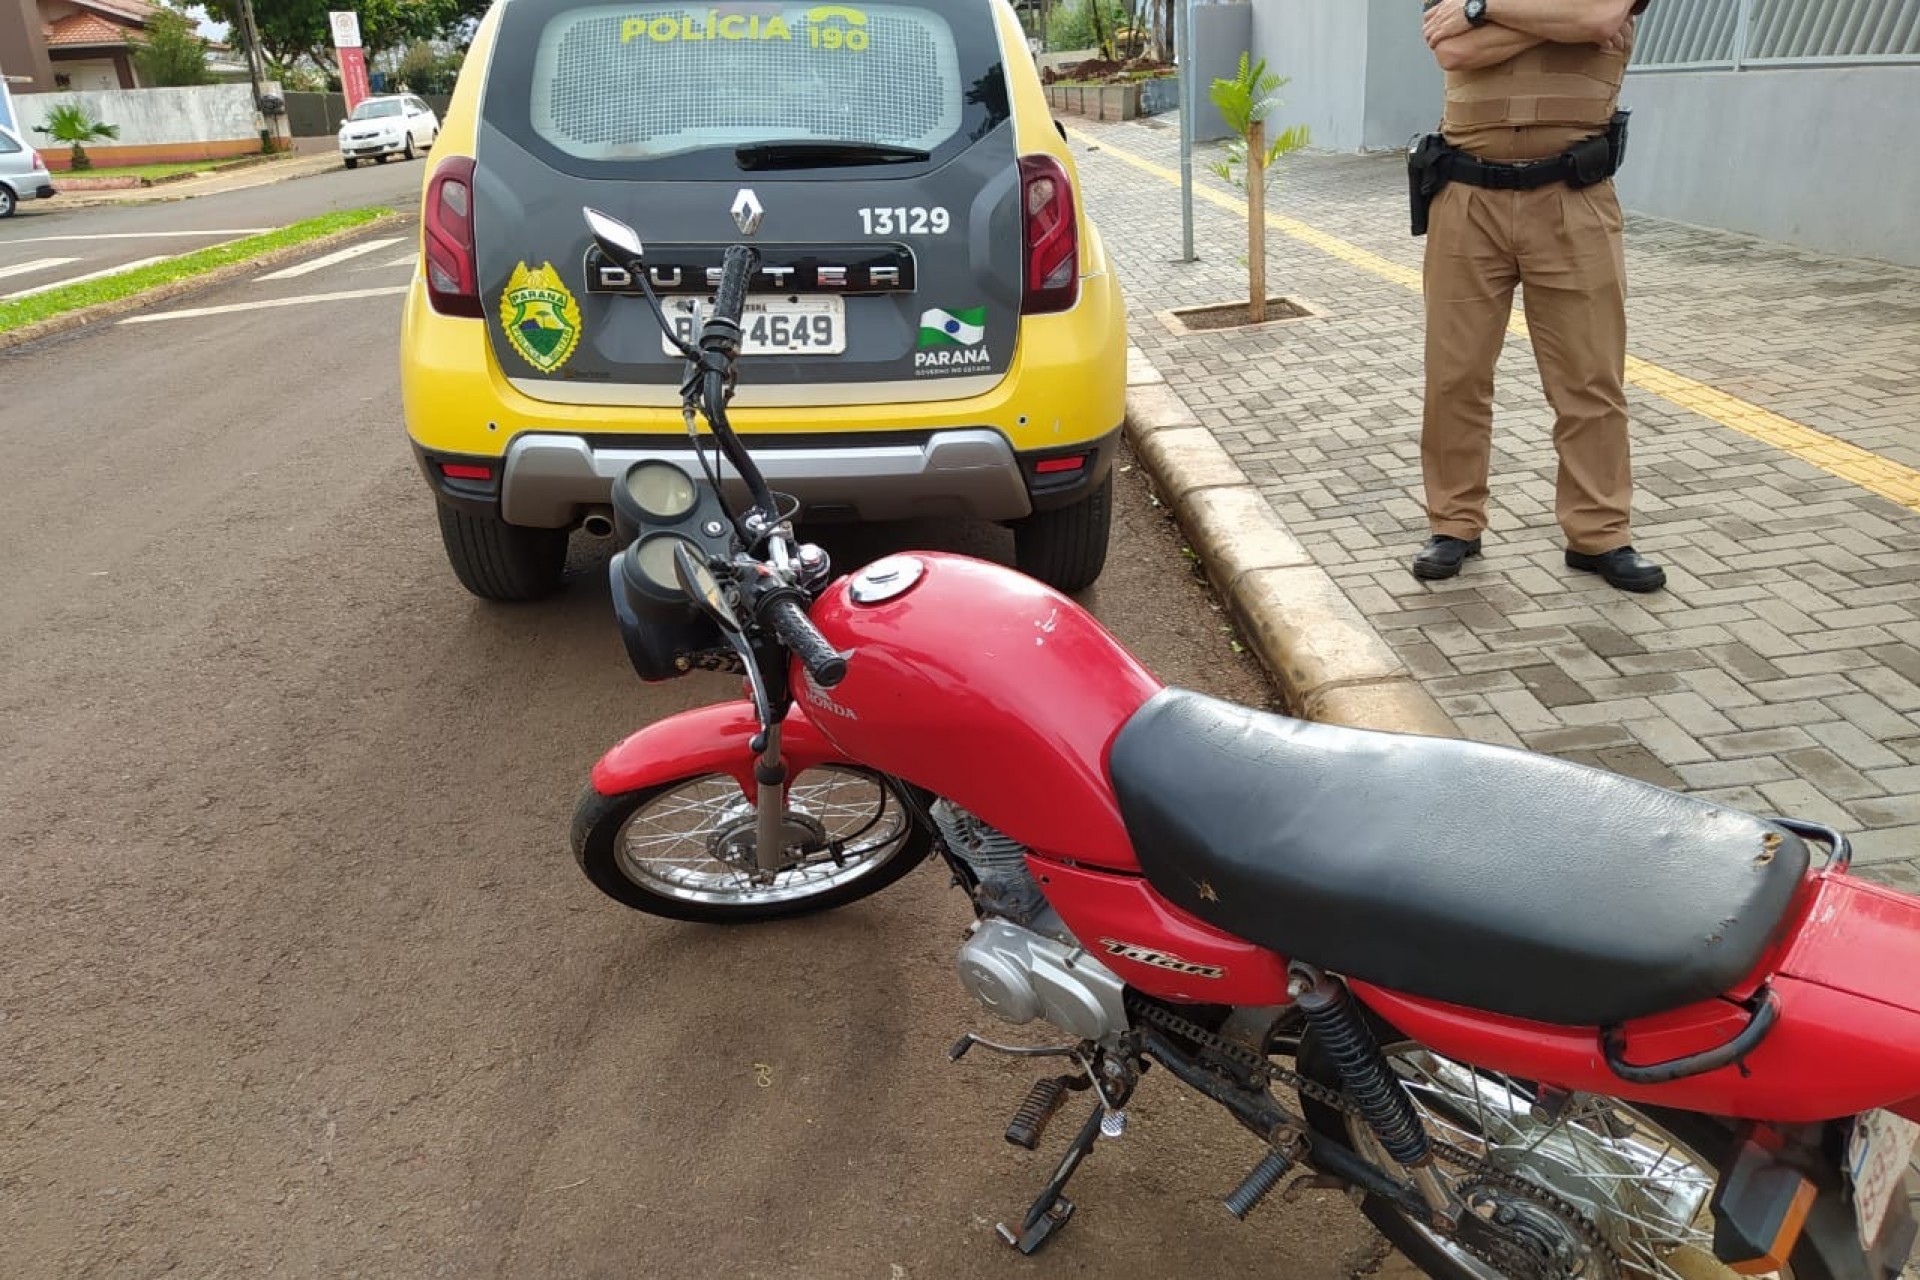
[1072, 113, 1920, 895]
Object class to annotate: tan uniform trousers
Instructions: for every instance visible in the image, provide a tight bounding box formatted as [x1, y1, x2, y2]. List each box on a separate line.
[1421, 176, 1633, 555]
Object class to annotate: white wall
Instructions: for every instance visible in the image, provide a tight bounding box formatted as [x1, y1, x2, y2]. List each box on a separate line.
[15, 82, 287, 146]
[1615, 65, 1920, 269]
[1249, 0, 1441, 152]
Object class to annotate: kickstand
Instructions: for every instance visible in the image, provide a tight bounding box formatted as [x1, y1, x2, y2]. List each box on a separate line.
[995, 1101, 1106, 1255]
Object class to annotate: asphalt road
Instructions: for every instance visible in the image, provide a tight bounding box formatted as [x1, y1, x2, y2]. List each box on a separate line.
[0, 153, 423, 293]
[0, 228, 1390, 1277]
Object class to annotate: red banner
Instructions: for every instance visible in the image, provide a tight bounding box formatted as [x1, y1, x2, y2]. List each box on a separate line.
[339, 46, 370, 113]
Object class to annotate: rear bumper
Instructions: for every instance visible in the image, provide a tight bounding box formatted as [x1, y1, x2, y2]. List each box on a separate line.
[416, 428, 1117, 528]
[32, 181, 55, 199]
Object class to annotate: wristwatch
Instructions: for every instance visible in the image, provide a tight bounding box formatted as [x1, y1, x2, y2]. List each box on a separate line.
[1464, 0, 1490, 26]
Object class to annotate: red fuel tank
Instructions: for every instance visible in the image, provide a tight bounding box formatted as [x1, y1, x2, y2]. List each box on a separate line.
[803, 553, 1160, 871]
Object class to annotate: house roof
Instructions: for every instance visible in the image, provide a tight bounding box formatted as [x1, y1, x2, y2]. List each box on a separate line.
[42, 10, 138, 47]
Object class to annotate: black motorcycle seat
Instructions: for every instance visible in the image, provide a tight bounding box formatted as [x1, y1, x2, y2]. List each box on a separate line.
[1107, 689, 1809, 1027]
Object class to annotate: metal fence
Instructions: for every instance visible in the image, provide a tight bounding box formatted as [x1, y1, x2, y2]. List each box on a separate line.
[1632, 0, 1920, 69]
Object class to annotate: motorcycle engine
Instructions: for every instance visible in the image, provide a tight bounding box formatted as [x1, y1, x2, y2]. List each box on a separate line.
[933, 800, 1127, 1043]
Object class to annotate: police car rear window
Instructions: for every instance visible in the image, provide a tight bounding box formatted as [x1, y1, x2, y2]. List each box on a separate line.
[519, 2, 975, 164]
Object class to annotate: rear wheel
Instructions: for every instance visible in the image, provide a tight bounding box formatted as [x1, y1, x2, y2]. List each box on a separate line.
[1296, 1025, 1840, 1280]
[1012, 474, 1113, 594]
[570, 767, 932, 922]
[435, 504, 568, 602]
[0, 185, 16, 217]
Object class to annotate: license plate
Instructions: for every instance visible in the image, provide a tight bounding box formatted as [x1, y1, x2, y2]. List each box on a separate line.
[1849, 1108, 1919, 1249]
[660, 297, 845, 357]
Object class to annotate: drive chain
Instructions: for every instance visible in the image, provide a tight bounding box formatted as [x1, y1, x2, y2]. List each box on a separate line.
[1126, 996, 1622, 1280]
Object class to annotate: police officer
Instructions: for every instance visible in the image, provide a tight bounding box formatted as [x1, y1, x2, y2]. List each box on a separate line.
[1409, 0, 1665, 592]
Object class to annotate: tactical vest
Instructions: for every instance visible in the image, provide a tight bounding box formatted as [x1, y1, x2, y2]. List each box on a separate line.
[1442, 37, 1630, 135]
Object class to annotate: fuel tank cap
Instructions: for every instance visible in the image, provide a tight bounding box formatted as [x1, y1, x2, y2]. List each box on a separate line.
[848, 555, 926, 605]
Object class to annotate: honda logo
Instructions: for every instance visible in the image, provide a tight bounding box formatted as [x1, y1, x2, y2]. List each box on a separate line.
[731, 188, 764, 236]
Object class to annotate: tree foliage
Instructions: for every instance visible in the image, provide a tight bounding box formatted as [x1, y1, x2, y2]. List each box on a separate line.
[210, 0, 486, 73]
[1044, 0, 1128, 54]
[133, 7, 214, 87]
[40, 102, 121, 170]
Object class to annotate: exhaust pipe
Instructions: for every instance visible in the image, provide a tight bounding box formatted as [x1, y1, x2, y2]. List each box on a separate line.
[581, 509, 615, 538]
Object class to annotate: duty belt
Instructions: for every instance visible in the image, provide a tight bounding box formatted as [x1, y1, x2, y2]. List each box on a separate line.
[1407, 109, 1631, 235]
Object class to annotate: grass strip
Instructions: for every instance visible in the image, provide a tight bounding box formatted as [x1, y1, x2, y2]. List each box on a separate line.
[0, 206, 395, 334]
[54, 158, 256, 182]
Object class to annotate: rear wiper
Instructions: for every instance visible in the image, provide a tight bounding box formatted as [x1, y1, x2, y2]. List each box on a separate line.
[735, 140, 931, 170]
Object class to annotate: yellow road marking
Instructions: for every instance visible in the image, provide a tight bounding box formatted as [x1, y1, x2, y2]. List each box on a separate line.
[1075, 128, 1920, 513]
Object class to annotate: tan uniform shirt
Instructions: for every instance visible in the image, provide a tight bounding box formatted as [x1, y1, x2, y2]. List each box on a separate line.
[1439, 14, 1637, 162]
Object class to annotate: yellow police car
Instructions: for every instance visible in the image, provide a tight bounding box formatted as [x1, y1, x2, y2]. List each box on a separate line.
[401, 0, 1128, 599]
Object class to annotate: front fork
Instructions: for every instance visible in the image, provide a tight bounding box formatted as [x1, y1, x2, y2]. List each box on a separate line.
[753, 719, 788, 875]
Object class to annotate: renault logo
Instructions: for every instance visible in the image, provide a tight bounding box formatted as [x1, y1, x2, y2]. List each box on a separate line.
[730, 188, 764, 236]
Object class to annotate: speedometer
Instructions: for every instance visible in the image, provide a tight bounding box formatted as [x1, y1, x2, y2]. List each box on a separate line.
[624, 461, 698, 521]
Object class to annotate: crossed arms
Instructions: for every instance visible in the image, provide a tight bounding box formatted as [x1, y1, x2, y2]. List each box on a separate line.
[1422, 0, 1645, 72]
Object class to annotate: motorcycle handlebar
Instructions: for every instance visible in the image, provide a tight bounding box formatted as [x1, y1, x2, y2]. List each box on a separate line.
[708, 244, 758, 340]
[767, 597, 849, 689]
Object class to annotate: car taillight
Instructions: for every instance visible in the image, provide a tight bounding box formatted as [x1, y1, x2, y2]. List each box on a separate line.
[1019, 154, 1079, 315]
[29, 148, 44, 169]
[423, 156, 482, 318]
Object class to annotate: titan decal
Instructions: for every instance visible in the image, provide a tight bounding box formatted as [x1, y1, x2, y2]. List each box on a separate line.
[1098, 938, 1227, 979]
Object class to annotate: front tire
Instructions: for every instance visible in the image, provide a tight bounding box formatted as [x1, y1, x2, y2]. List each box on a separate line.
[1012, 474, 1112, 595]
[1296, 1019, 1843, 1280]
[570, 768, 932, 923]
[403, 136, 415, 160]
[435, 504, 568, 602]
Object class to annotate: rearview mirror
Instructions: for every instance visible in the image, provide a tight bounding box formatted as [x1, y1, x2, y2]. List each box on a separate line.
[583, 207, 645, 270]
[674, 542, 741, 634]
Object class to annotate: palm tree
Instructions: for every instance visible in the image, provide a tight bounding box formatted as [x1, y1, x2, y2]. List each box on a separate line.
[39, 103, 120, 172]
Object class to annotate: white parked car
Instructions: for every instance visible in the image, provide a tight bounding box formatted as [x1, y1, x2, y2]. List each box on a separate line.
[338, 95, 438, 168]
[0, 121, 56, 217]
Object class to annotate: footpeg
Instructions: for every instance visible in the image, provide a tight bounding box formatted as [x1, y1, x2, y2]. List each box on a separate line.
[1006, 1075, 1078, 1150]
[1224, 1150, 1294, 1220]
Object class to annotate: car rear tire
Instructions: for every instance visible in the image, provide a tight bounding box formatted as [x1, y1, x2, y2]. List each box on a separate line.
[0, 185, 16, 218]
[435, 504, 569, 602]
[1012, 474, 1112, 595]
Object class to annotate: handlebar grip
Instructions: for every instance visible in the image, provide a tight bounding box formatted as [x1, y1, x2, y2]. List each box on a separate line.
[767, 597, 849, 689]
[709, 244, 760, 334]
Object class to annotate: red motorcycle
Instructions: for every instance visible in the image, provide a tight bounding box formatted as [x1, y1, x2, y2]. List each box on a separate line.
[568, 212, 1920, 1280]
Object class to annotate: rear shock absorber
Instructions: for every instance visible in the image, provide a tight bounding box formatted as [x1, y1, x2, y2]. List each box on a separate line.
[1291, 964, 1431, 1170]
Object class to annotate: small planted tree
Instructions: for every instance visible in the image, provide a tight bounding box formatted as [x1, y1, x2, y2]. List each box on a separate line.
[40, 103, 120, 172]
[1207, 54, 1308, 324]
[133, 8, 214, 87]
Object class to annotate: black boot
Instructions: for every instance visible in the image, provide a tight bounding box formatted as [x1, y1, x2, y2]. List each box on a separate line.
[1411, 535, 1481, 581]
[1565, 545, 1665, 593]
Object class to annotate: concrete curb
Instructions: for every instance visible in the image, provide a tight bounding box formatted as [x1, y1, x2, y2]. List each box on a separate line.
[0, 213, 410, 354]
[1124, 346, 1459, 738]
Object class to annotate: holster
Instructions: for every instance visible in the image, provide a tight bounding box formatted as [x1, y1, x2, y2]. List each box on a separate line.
[1406, 131, 1450, 237]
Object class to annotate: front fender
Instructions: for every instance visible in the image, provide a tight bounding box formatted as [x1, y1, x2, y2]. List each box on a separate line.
[590, 700, 846, 799]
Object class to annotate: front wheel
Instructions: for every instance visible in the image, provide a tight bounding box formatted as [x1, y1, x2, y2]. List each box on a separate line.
[403, 135, 415, 160]
[1297, 1022, 1847, 1280]
[570, 767, 932, 923]
[1011, 474, 1113, 595]
[342, 156, 358, 170]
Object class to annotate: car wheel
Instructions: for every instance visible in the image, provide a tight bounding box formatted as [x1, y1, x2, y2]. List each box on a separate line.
[435, 503, 568, 602]
[1012, 473, 1113, 594]
[343, 156, 358, 170]
[403, 135, 415, 160]
[0, 185, 15, 218]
